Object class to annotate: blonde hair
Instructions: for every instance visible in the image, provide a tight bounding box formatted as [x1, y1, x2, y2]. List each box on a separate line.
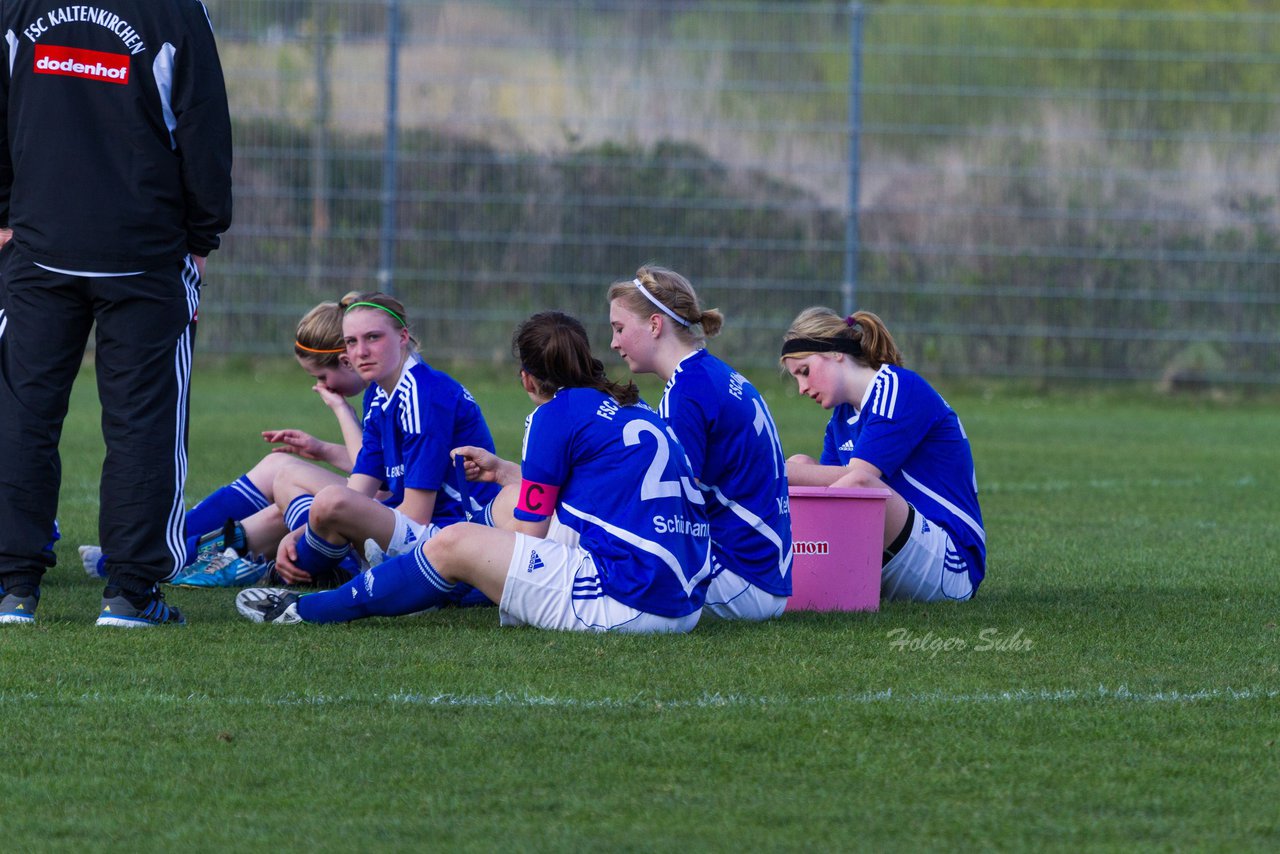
[294, 302, 346, 367]
[780, 308, 902, 369]
[606, 265, 724, 344]
[340, 291, 420, 352]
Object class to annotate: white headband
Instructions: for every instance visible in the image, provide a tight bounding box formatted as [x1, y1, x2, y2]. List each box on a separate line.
[633, 278, 691, 327]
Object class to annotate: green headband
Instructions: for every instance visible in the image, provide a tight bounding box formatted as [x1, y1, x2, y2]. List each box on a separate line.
[345, 301, 406, 327]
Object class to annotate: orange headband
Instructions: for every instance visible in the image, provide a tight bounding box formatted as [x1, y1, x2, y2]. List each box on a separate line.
[295, 341, 346, 355]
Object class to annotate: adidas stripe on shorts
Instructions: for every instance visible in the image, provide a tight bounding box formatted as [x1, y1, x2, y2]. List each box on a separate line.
[881, 507, 975, 602]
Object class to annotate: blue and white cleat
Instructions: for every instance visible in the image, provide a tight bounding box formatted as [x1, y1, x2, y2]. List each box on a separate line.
[170, 548, 272, 589]
[96, 588, 186, 628]
[192, 520, 248, 559]
[0, 585, 39, 625]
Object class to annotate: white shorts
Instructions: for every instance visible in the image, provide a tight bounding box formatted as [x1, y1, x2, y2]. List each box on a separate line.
[499, 531, 700, 634]
[881, 508, 975, 603]
[704, 568, 787, 621]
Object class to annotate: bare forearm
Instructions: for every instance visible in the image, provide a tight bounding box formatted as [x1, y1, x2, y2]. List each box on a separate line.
[785, 458, 849, 487]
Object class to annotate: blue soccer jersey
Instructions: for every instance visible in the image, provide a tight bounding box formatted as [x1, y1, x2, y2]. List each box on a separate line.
[820, 365, 986, 587]
[353, 357, 500, 525]
[659, 350, 792, 596]
[514, 387, 713, 618]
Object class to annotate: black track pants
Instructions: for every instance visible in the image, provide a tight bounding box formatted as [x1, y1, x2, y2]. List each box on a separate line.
[0, 244, 200, 596]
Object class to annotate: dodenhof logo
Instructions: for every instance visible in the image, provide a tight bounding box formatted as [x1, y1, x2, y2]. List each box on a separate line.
[34, 44, 130, 85]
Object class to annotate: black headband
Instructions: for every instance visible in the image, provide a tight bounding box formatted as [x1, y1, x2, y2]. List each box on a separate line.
[780, 336, 863, 358]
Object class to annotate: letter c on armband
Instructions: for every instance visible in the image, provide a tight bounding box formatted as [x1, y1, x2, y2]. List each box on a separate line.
[517, 479, 560, 517]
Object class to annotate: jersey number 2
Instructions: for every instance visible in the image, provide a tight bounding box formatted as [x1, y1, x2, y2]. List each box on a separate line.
[623, 421, 704, 504]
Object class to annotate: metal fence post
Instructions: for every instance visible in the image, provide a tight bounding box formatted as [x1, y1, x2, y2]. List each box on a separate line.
[377, 0, 401, 293]
[842, 1, 865, 319]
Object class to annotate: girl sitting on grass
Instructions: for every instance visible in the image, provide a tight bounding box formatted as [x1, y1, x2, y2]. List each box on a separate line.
[237, 310, 713, 632]
[781, 308, 986, 602]
[606, 265, 792, 620]
[266, 292, 500, 597]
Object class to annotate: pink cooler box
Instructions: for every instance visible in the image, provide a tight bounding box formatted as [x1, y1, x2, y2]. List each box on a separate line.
[786, 486, 891, 612]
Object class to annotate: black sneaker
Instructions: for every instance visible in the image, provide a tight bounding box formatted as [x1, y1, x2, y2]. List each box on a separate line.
[0, 585, 39, 625]
[96, 587, 186, 628]
[235, 587, 303, 624]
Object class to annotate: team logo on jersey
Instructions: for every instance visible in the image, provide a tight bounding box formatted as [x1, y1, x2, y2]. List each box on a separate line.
[526, 551, 545, 573]
[839, 440, 855, 452]
[34, 45, 130, 85]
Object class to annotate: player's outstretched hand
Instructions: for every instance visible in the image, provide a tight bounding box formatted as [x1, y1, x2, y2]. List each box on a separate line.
[263, 428, 324, 460]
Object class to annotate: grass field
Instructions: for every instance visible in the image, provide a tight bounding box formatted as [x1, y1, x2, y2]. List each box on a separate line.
[3, 358, 1278, 850]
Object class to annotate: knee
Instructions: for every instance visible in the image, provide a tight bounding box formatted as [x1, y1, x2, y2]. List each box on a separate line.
[422, 523, 464, 562]
[309, 485, 354, 522]
[420, 523, 475, 579]
[249, 452, 301, 488]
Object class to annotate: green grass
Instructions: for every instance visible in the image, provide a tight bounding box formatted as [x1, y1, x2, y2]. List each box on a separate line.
[4, 359, 1279, 851]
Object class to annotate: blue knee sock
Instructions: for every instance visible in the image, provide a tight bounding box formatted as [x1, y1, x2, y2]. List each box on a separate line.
[187, 476, 269, 539]
[296, 548, 457, 624]
[293, 525, 350, 580]
[284, 495, 313, 532]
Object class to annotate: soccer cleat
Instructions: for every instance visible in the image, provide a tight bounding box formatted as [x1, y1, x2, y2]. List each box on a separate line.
[0, 586, 39, 625]
[235, 587, 303, 624]
[193, 519, 249, 557]
[96, 587, 186, 628]
[170, 548, 271, 588]
[79, 545, 108, 579]
[363, 538, 387, 569]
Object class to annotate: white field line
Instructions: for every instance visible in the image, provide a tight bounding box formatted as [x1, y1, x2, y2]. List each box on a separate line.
[1, 686, 1275, 710]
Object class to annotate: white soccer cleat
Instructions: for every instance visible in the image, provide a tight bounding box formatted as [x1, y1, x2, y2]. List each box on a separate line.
[363, 538, 387, 568]
[235, 587, 303, 624]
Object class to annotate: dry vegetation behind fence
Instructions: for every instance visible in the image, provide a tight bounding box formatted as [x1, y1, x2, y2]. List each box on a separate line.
[207, 1, 1279, 384]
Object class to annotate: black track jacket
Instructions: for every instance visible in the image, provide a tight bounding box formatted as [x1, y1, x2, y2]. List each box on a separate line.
[0, 0, 232, 272]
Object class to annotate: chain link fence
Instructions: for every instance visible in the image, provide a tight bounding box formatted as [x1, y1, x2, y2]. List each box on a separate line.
[203, 0, 1280, 385]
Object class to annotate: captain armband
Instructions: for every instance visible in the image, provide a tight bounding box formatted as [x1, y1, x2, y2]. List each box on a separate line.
[514, 478, 560, 520]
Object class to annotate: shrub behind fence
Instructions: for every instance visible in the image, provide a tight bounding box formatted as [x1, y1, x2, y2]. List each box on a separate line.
[205, 0, 1280, 385]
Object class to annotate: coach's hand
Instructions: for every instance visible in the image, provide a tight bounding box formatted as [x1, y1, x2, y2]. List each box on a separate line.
[273, 527, 314, 585]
